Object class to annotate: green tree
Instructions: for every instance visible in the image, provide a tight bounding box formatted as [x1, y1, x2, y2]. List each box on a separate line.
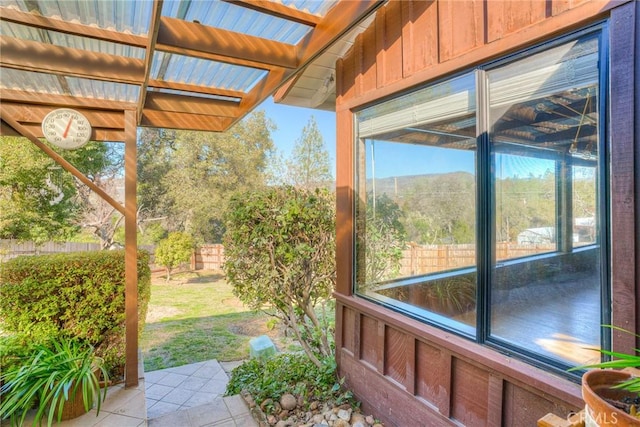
[400, 172, 475, 245]
[286, 116, 332, 190]
[71, 142, 126, 249]
[137, 127, 176, 237]
[155, 232, 194, 281]
[158, 111, 275, 243]
[0, 137, 116, 244]
[358, 192, 406, 284]
[223, 186, 335, 368]
[0, 137, 78, 243]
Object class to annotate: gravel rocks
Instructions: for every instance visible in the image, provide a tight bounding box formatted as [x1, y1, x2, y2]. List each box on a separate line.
[242, 391, 384, 427]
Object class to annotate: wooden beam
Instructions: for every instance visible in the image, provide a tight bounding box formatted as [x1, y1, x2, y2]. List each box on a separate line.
[0, 36, 145, 85]
[140, 109, 234, 131]
[223, 0, 321, 27]
[156, 42, 278, 73]
[5, 123, 125, 142]
[137, 0, 163, 124]
[296, 0, 383, 64]
[0, 89, 136, 111]
[148, 79, 245, 100]
[0, 106, 125, 215]
[609, 0, 638, 356]
[144, 92, 239, 117]
[124, 109, 139, 388]
[0, 7, 147, 47]
[157, 16, 298, 69]
[145, 92, 239, 117]
[0, 120, 19, 136]
[272, 72, 303, 102]
[0, 104, 125, 129]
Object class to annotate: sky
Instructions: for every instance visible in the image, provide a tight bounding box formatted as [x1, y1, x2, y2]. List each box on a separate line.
[254, 98, 563, 181]
[256, 97, 338, 175]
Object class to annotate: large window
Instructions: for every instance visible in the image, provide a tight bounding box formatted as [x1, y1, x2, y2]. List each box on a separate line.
[354, 28, 607, 370]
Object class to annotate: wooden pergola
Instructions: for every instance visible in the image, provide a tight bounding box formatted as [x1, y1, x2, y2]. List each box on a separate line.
[0, 0, 383, 387]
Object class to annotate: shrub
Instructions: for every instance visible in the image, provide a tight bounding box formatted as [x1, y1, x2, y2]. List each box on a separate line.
[223, 186, 335, 368]
[0, 250, 150, 379]
[225, 353, 352, 415]
[155, 232, 194, 281]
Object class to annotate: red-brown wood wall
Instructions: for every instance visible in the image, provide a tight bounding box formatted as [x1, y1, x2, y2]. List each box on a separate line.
[334, 1, 638, 425]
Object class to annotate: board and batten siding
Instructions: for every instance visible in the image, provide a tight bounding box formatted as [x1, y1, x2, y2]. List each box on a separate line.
[334, 1, 638, 425]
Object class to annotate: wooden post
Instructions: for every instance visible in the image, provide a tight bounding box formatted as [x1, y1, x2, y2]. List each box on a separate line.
[124, 109, 139, 388]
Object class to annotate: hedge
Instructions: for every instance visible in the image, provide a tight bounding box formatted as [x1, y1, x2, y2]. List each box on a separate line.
[0, 250, 150, 380]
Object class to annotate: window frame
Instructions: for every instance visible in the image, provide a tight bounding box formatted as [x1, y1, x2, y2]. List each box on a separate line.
[352, 23, 610, 377]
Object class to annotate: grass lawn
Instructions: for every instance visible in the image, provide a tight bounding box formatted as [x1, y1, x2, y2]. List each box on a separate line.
[141, 270, 285, 372]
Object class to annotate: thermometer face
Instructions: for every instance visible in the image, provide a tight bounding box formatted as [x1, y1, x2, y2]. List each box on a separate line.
[42, 108, 92, 149]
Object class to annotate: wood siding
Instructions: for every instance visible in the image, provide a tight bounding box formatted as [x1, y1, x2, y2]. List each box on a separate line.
[337, 296, 584, 426]
[334, 1, 638, 425]
[336, 0, 625, 110]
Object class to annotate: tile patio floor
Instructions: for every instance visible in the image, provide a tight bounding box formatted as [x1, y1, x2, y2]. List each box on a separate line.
[1, 359, 257, 427]
[145, 360, 257, 427]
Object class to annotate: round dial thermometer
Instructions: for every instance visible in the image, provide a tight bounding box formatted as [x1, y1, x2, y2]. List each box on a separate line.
[41, 108, 92, 149]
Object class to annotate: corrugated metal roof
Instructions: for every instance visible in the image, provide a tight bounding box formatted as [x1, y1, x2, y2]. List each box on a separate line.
[0, 68, 139, 102]
[1, 0, 383, 134]
[151, 51, 267, 93]
[1, 21, 146, 57]
[1, 0, 327, 101]
[1, 0, 152, 35]
[162, 0, 312, 45]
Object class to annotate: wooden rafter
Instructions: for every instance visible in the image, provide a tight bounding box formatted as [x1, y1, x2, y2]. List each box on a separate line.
[144, 92, 239, 117]
[1, 36, 145, 84]
[147, 79, 245, 100]
[140, 109, 234, 132]
[0, 7, 147, 47]
[0, 103, 125, 128]
[225, 0, 322, 27]
[0, 89, 134, 111]
[137, 0, 164, 122]
[156, 16, 298, 70]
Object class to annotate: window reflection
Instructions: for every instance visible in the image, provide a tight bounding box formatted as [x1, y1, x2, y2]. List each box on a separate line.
[488, 34, 602, 365]
[355, 73, 477, 332]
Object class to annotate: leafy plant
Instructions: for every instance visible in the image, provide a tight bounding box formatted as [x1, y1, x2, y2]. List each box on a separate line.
[570, 326, 640, 395]
[155, 232, 194, 281]
[0, 334, 41, 379]
[0, 338, 108, 427]
[0, 250, 151, 379]
[223, 186, 335, 368]
[358, 193, 405, 285]
[225, 353, 353, 415]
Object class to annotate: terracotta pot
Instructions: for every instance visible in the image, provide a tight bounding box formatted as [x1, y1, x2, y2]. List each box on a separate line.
[58, 387, 91, 421]
[582, 370, 640, 427]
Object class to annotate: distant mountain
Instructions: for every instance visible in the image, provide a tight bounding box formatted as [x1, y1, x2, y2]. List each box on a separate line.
[369, 171, 475, 199]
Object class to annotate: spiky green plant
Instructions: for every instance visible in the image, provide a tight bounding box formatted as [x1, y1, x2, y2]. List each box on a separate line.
[0, 338, 108, 426]
[570, 326, 640, 394]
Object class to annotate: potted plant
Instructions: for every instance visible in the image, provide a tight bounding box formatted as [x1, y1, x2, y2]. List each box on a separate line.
[570, 326, 640, 426]
[0, 337, 109, 426]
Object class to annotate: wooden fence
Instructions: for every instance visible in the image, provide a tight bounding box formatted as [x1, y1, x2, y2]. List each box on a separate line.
[192, 243, 556, 274]
[0, 240, 102, 261]
[2, 241, 556, 274]
[191, 245, 225, 271]
[402, 242, 556, 275]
